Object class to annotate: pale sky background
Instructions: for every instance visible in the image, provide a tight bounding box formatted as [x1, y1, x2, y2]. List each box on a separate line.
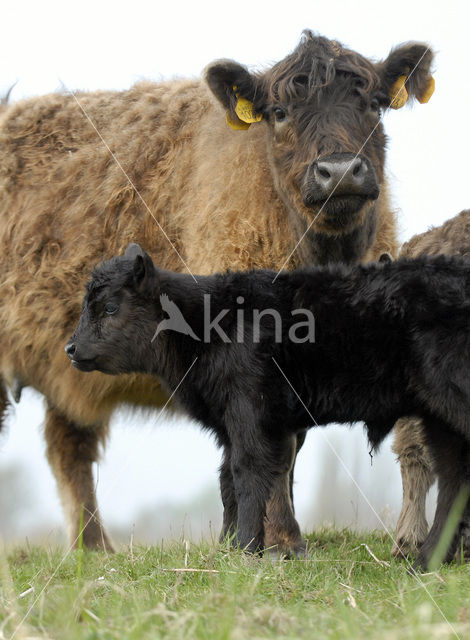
[0, 0, 468, 543]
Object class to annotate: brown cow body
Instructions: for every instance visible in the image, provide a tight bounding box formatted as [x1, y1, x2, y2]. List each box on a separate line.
[392, 209, 470, 557]
[0, 31, 433, 550]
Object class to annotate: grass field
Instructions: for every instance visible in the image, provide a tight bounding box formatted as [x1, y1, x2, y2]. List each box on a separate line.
[1, 529, 470, 640]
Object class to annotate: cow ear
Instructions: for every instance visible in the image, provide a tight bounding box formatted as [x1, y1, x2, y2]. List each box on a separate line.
[377, 43, 435, 110]
[133, 250, 156, 291]
[204, 59, 264, 130]
[378, 252, 393, 263]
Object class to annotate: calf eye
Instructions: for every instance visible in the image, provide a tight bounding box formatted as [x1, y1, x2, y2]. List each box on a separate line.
[273, 107, 286, 122]
[104, 302, 118, 315]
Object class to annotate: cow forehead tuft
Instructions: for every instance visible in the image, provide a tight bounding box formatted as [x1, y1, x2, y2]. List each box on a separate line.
[261, 31, 379, 104]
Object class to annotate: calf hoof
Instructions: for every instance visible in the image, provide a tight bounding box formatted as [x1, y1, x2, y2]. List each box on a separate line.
[232, 536, 263, 556]
[264, 524, 307, 559]
[266, 545, 308, 563]
[266, 538, 308, 559]
[219, 527, 236, 546]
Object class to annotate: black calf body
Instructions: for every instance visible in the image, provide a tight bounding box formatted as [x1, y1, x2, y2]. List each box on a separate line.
[67, 245, 470, 569]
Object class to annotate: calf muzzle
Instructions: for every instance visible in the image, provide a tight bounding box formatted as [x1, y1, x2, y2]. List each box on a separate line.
[65, 340, 98, 372]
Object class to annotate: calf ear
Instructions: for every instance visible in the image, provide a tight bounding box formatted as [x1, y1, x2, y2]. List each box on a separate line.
[205, 59, 264, 130]
[133, 250, 156, 292]
[124, 243, 144, 259]
[376, 43, 435, 109]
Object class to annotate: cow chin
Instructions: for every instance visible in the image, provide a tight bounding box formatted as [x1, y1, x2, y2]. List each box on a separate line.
[306, 197, 374, 235]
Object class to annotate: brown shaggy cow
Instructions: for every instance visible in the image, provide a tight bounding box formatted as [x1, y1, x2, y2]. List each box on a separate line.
[0, 31, 434, 552]
[392, 209, 470, 558]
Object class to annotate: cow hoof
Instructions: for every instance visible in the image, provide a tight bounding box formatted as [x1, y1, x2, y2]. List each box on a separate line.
[407, 561, 425, 576]
[454, 526, 470, 562]
[391, 537, 423, 560]
[80, 528, 115, 553]
[454, 546, 470, 563]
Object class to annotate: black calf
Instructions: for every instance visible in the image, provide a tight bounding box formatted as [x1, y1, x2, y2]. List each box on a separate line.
[67, 244, 470, 569]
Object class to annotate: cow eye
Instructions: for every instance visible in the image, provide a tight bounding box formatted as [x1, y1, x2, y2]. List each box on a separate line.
[273, 107, 286, 122]
[293, 74, 309, 88]
[369, 97, 381, 114]
[104, 302, 118, 315]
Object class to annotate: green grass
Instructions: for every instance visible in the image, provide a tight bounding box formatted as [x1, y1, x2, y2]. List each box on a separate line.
[1, 529, 470, 639]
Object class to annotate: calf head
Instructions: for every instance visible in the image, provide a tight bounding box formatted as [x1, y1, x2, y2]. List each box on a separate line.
[206, 31, 434, 236]
[66, 244, 160, 375]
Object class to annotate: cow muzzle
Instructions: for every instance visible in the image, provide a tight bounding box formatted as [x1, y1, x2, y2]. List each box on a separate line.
[302, 152, 379, 216]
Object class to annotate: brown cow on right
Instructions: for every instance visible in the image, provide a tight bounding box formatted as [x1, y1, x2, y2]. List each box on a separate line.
[0, 31, 434, 554]
[392, 209, 470, 557]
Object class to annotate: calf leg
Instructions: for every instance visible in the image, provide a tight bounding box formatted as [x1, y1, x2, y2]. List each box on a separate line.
[44, 406, 114, 551]
[230, 442, 274, 554]
[392, 416, 435, 557]
[230, 432, 300, 554]
[221, 435, 306, 555]
[414, 417, 470, 571]
[264, 433, 306, 557]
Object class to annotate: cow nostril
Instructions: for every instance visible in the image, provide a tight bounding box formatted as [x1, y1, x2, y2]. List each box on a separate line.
[65, 342, 76, 357]
[352, 158, 363, 177]
[317, 166, 331, 180]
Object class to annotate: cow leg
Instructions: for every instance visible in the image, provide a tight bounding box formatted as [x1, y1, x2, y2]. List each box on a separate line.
[219, 446, 238, 541]
[264, 432, 306, 557]
[414, 418, 470, 571]
[44, 406, 114, 551]
[0, 378, 9, 429]
[453, 501, 470, 562]
[391, 417, 435, 557]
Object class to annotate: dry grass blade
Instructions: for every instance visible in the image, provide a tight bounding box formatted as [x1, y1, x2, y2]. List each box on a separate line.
[351, 543, 390, 567]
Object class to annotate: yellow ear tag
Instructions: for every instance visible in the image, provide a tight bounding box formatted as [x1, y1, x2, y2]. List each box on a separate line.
[226, 112, 251, 130]
[418, 76, 435, 104]
[390, 75, 408, 109]
[235, 96, 263, 124]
